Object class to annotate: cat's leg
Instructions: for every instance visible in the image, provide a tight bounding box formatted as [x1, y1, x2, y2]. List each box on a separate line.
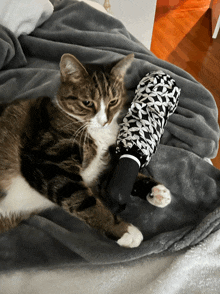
[49, 179, 143, 248]
[132, 173, 171, 208]
[76, 196, 143, 248]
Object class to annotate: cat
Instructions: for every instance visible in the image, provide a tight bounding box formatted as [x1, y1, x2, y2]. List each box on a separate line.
[0, 53, 170, 248]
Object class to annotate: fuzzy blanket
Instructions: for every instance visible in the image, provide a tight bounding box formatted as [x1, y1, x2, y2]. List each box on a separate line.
[0, 0, 220, 273]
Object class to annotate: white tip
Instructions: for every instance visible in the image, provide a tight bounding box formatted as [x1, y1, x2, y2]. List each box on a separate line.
[117, 225, 143, 248]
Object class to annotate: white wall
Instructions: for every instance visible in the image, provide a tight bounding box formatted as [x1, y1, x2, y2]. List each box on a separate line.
[92, 0, 157, 49]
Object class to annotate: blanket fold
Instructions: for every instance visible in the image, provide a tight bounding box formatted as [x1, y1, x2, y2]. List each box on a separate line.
[0, 25, 27, 70]
[0, 0, 220, 270]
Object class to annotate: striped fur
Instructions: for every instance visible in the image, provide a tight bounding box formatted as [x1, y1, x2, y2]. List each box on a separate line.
[0, 54, 155, 247]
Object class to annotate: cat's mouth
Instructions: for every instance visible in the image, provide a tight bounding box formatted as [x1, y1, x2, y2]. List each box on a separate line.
[89, 123, 110, 130]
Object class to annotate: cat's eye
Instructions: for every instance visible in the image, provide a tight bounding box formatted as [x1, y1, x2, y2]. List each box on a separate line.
[83, 101, 94, 108]
[109, 99, 119, 107]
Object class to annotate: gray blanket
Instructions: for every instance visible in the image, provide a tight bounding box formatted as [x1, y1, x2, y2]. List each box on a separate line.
[0, 0, 220, 271]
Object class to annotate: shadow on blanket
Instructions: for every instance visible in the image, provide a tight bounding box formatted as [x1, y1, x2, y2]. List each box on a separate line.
[0, 0, 220, 271]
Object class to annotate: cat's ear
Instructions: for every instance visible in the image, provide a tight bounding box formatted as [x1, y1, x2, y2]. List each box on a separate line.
[60, 54, 89, 82]
[110, 54, 134, 80]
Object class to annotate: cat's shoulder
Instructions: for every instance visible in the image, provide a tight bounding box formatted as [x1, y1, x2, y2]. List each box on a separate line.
[0, 97, 52, 131]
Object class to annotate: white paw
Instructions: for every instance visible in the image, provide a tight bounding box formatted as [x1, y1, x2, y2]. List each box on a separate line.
[117, 225, 143, 248]
[147, 184, 171, 208]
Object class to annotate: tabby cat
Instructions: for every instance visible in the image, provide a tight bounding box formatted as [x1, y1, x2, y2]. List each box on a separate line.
[0, 53, 168, 248]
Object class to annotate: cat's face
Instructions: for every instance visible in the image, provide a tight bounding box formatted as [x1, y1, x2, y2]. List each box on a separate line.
[56, 53, 134, 130]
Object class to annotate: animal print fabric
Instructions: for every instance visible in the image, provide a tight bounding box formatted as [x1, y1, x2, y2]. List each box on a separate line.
[116, 71, 181, 167]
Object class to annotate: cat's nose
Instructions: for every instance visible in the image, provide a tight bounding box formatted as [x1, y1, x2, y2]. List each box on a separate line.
[98, 115, 108, 126]
[102, 121, 108, 127]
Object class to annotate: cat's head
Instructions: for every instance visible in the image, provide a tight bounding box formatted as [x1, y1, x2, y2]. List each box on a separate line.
[56, 53, 134, 129]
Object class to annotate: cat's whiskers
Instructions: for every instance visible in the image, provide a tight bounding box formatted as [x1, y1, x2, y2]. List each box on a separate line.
[73, 123, 89, 141]
[74, 123, 90, 158]
[82, 130, 89, 153]
[77, 126, 89, 159]
[60, 120, 76, 132]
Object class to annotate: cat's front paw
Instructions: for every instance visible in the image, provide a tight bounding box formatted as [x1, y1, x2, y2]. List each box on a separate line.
[147, 184, 171, 208]
[117, 224, 143, 248]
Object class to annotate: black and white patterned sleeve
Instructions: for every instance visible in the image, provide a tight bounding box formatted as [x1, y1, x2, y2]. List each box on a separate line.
[115, 70, 181, 168]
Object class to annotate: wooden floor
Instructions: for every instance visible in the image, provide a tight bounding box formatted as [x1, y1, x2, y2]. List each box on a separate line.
[151, 0, 220, 168]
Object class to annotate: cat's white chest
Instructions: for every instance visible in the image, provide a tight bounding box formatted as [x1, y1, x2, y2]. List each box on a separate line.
[81, 120, 119, 186]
